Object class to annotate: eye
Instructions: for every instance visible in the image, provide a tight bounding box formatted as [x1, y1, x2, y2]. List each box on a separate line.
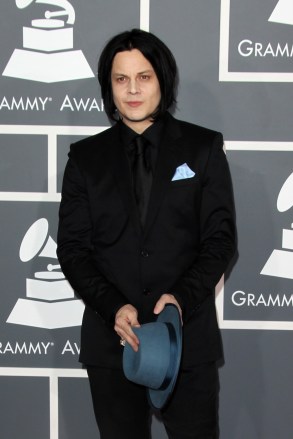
[116, 76, 127, 83]
[140, 75, 150, 80]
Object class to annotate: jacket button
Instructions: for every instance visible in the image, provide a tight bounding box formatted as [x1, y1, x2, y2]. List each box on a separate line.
[143, 289, 151, 296]
[141, 250, 149, 257]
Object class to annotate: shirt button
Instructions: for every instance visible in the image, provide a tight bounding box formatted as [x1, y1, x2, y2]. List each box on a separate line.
[141, 250, 149, 257]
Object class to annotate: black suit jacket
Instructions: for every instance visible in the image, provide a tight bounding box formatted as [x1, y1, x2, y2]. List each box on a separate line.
[57, 112, 236, 369]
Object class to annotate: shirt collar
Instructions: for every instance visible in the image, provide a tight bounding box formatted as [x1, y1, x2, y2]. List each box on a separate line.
[119, 116, 165, 149]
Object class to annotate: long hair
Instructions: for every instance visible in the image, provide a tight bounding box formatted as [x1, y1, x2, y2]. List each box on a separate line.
[98, 29, 178, 121]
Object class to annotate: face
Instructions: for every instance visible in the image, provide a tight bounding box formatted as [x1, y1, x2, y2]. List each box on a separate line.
[111, 49, 161, 133]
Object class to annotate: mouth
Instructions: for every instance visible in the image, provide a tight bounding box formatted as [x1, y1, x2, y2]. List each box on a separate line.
[126, 101, 143, 108]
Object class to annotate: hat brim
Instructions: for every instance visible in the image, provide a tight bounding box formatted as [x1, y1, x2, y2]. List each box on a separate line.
[147, 304, 182, 410]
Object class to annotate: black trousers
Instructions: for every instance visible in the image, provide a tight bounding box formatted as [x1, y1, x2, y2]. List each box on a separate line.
[87, 362, 219, 439]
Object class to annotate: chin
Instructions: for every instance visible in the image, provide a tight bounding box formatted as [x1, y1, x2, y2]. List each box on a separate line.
[125, 113, 151, 123]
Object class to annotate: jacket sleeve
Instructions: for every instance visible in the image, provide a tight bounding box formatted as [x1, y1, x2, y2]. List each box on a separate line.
[170, 133, 236, 322]
[57, 147, 128, 325]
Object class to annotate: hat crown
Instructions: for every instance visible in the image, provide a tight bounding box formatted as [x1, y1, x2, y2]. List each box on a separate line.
[123, 322, 171, 389]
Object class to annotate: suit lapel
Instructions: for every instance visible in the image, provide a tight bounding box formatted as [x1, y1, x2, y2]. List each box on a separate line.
[144, 114, 182, 237]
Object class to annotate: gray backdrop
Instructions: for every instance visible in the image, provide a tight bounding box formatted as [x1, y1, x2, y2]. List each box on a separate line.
[1, 1, 293, 438]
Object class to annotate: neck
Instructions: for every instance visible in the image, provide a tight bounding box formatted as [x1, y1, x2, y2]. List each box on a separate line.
[120, 117, 155, 134]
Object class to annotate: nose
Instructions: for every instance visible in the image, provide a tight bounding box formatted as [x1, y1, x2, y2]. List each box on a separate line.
[128, 78, 140, 94]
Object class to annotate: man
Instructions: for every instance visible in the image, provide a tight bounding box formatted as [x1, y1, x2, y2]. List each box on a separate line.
[57, 29, 236, 439]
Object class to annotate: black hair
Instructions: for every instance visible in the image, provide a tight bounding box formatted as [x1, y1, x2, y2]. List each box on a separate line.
[98, 29, 178, 120]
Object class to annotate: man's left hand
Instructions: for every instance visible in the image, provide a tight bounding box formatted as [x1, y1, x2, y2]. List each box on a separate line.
[153, 293, 182, 323]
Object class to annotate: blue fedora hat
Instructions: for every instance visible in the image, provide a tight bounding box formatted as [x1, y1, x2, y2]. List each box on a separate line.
[122, 304, 182, 409]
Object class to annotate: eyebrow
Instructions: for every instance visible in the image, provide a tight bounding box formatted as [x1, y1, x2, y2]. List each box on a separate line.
[112, 69, 154, 76]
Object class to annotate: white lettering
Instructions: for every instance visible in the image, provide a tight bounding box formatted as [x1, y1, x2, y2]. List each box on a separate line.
[28, 343, 41, 354]
[2, 342, 14, 354]
[60, 95, 104, 112]
[25, 98, 39, 111]
[267, 295, 280, 307]
[238, 39, 253, 57]
[14, 342, 28, 354]
[11, 97, 25, 110]
[88, 98, 102, 112]
[263, 43, 275, 57]
[255, 42, 263, 57]
[0, 96, 50, 111]
[61, 340, 80, 355]
[232, 291, 293, 307]
[0, 97, 10, 110]
[255, 294, 266, 306]
[39, 97, 49, 111]
[0, 341, 53, 355]
[247, 293, 256, 306]
[282, 294, 293, 307]
[60, 94, 74, 111]
[74, 97, 90, 111]
[41, 342, 51, 355]
[62, 340, 74, 354]
[275, 43, 289, 57]
[238, 39, 293, 58]
[232, 290, 246, 306]
[74, 342, 80, 355]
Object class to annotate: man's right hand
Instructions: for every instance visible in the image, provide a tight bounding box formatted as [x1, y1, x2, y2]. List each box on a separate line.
[114, 304, 140, 352]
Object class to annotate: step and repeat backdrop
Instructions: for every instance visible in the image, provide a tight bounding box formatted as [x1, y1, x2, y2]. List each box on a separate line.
[1, 1, 293, 438]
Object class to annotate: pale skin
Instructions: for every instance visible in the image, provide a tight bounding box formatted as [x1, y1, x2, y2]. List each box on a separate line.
[111, 49, 182, 351]
[111, 48, 161, 134]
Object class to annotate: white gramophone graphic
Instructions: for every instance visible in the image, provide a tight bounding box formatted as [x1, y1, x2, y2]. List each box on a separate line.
[261, 172, 293, 280]
[3, 0, 94, 82]
[7, 218, 84, 329]
[269, 0, 293, 26]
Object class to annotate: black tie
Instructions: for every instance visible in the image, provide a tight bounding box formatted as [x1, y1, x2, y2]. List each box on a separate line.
[133, 135, 152, 227]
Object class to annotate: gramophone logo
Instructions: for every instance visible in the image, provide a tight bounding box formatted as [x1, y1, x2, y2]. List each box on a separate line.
[261, 172, 293, 280]
[7, 218, 84, 329]
[2, 0, 94, 83]
[269, 0, 293, 26]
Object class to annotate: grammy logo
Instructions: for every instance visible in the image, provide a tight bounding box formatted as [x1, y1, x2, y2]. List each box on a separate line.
[7, 218, 84, 329]
[2, 0, 94, 83]
[261, 172, 293, 280]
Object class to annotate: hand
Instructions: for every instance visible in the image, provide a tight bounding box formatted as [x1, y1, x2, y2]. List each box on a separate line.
[114, 304, 140, 352]
[153, 293, 183, 324]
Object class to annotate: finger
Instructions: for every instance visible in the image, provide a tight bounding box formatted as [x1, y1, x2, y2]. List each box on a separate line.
[115, 320, 140, 349]
[128, 315, 140, 327]
[118, 328, 140, 352]
[153, 301, 164, 315]
[153, 294, 183, 321]
[126, 334, 139, 352]
[153, 294, 169, 315]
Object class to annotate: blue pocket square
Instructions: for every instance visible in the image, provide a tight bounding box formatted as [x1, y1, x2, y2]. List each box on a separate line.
[172, 163, 196, 181]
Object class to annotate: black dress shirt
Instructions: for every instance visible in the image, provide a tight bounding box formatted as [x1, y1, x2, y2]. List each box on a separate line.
[119, 116, 165, 178]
